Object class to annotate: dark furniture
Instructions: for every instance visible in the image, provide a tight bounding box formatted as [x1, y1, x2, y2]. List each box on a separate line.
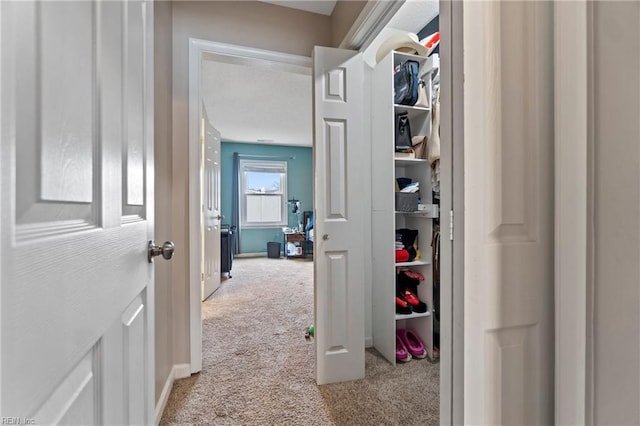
[221, 225, 236, 277]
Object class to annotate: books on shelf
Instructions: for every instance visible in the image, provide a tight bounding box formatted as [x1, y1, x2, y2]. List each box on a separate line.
[394, 149, 415, 159]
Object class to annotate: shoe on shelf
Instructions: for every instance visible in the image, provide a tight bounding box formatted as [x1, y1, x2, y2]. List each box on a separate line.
[403, 288, 428, 313]
[401, 270, 425, 281]
[397, 328, 427, 359]
[395, 296, 413, 315]
[396, 331, 412, 362]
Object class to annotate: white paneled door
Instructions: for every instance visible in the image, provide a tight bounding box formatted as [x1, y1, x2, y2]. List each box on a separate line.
[202, 108, 222, 301]
[313, 46, 365, 385]
[1, 1, 156, 424]
[463, 1, 554, 424]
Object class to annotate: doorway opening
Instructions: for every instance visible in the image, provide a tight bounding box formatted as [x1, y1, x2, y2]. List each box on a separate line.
[185, 0, 461, 422]
[187, 39, 314, 374]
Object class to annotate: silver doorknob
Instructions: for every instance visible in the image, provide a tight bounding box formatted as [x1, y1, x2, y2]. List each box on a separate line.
[322, 234, 329, 240]
[148, 240, 175, 263]
[216, 214, 224, 220]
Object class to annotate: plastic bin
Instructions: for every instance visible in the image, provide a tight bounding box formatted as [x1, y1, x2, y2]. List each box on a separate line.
[267, 241, 281, 259]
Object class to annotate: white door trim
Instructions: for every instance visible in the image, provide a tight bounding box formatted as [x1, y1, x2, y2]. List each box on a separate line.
[338, 0, 404, 51]
[187, 38, 311, 373]
[554, 1, 590, 424]
[439, 1, 464, 423]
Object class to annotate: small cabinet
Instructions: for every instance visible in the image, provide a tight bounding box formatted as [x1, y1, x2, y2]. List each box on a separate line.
[371, 51, 439, 365]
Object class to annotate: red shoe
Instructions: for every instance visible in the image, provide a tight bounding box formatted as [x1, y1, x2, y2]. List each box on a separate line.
[396, 296, 412, 315]
[403, 288, 427, 313]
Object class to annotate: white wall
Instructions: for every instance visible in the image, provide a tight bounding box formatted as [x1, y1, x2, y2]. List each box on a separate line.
[331, 0, 367, 46]
[590, 2, 640, 423]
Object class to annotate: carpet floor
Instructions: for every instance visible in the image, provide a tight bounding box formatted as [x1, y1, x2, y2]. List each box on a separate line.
[160, 257, 439, 425]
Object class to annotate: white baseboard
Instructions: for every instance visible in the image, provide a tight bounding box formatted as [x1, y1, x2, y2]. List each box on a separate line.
[234, 252, 268, 258]
[174, 363, 191, 379]
[365, 336, 373, 348]
[155, 363, 192, 424]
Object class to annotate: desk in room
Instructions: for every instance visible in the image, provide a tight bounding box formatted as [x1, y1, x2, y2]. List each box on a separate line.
[283, 231, 308, 258]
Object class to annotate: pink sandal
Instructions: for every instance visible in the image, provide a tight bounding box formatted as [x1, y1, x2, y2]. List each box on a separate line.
[397, 328, 427, 359]
[396, 332, 412, 362]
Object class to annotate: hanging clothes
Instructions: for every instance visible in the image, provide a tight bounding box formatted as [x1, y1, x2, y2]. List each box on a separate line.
[429, 89, 441, 194]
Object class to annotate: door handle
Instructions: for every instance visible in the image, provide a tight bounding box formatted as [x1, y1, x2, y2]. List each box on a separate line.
[148, 240, 175, 263]
[322, 234, 329, 241]
[215, 214, 224, 220]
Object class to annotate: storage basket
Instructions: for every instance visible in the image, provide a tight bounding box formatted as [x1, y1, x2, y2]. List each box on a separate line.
[395, 192, 420, 212]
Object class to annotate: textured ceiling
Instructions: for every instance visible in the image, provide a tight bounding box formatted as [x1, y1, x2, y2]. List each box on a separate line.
[386, 0, 439, 35]
[201, 57, 312, 147]
[258, 0, 337, 16]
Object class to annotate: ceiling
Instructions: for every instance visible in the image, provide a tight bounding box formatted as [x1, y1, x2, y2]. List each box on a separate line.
[202, 55, 312, 147]
[386, 0, 439, 35]
[258, 0, 337, 16]
[201, 0, 439, 148]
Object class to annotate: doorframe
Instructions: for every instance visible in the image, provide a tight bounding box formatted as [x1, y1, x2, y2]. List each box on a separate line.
[187, 38, 311, 373]
[553, 1, 591, 424]
[439, 1, 464, 423]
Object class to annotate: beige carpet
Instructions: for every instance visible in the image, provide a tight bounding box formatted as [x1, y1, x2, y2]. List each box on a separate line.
[160, 257, 439, 425]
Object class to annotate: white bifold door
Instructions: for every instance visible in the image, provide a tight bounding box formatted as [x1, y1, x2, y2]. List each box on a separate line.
[312, 46, 366, 385]
[463, 1, 554, 424]
[1, 1, 157, 424]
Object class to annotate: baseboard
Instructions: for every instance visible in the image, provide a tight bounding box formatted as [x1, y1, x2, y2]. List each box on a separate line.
[154, 363, 192, 425]
[365, 336, 373, 348]
[235, 252, 268, 258]
[174, 363, 191, 379]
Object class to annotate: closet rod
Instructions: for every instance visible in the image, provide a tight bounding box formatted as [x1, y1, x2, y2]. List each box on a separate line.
[235, 153, 296, 160]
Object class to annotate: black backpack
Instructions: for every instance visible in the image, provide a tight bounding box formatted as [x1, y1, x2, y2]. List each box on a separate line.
[394, 60, 420, 105]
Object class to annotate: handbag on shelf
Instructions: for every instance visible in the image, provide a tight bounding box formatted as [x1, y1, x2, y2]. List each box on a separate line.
[395, 113, 413, 150]
[394, 60, 420, 105]
[412, 135, 428, 160]
[413, 80, 428, 108]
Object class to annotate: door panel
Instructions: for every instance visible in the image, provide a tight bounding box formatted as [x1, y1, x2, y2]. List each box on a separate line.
[313, 46, 365, 385]
[40, 2, 94, 204]
[33, 349, 97, 425]
[1, 0, 155, 422]
[463, 1, 554, 424]
[124, 0, 147, 216]
[202, 107, 221, 300]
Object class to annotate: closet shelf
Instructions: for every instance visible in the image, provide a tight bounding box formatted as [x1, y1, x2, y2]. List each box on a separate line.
[395, 310, 431, 321]
[395, 259, 430, 267]
[394, 104, 430, 119]
[394, 157, 428, 166]
[395, 211, 439, 219]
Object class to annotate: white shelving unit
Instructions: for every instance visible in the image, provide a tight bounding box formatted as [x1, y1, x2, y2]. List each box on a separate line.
[371, 51, 439, 365]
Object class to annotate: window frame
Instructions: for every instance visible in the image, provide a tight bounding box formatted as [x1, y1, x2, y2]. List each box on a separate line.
[239, 159, 288, 229]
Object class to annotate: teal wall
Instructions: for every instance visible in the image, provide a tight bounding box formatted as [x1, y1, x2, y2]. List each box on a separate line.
[221, 142, 313, 254]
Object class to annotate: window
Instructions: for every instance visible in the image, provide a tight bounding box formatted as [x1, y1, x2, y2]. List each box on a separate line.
[240, 160, 287, 228]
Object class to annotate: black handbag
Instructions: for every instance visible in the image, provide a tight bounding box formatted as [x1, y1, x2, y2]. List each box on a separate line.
[395, 113, 412, 150]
